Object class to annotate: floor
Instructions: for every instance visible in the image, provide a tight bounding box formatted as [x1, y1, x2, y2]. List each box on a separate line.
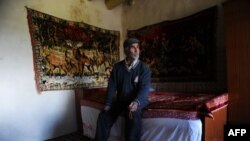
[45, 131, 93, 141]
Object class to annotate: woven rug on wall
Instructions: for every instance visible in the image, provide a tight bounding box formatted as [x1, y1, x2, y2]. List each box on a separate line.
[26, 7, 120, 92]
[128, 6, 218, 82]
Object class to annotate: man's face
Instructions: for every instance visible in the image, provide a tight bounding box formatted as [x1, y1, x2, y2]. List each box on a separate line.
[126, 43, 140, 60]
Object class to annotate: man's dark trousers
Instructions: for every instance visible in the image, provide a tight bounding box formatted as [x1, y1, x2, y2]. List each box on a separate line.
[94, 101, 142, 141]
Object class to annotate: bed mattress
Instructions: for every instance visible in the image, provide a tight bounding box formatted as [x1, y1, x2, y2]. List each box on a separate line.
[81, 105, 202, 141]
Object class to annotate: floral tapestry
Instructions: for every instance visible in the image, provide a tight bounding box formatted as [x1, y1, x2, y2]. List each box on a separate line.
[26, 8, 120, 92]
[128, 6, 217, 82]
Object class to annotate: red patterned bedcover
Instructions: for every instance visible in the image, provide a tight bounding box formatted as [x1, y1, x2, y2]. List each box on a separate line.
[80, 88, 228, 120]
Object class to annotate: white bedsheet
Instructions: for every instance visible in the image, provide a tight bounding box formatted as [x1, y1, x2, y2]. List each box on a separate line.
[81, 106, 202, 141]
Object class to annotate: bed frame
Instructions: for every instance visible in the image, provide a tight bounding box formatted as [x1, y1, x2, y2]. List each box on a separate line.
[75, 88, 228, 141]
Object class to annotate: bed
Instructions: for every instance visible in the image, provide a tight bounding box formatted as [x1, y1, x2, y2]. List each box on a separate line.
[75, 88, 228, 141]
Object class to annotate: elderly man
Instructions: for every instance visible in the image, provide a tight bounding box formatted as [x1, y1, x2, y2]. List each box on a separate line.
[95, 37, 151, 141]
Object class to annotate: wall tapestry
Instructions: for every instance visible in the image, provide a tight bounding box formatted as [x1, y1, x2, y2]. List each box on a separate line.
[128, 6, 217, 82]
[26, 8, 120, 92]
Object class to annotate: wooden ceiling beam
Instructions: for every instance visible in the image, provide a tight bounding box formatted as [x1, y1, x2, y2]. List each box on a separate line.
[104, 0, 135, 10]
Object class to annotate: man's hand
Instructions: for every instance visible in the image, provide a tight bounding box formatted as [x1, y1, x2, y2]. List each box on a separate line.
[129, 101, 139, 112]
[128, 101, 139, 119]
[103, 105, 110, 112]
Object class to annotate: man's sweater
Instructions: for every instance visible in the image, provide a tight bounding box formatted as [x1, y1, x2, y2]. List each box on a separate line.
[105, 60, 151, 108]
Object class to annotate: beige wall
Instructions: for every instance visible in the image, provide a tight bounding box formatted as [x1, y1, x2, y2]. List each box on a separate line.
[123, 0, 226, 30]
[0, 0, 121, 141]
[122, 0, 227, 93]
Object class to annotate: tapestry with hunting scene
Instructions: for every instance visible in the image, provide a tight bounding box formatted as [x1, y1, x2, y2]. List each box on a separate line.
[26, 8, 120, 92]
[128, 6, 217, 82]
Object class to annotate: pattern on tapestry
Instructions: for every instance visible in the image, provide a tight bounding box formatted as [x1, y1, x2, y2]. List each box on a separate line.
[26, 8, 120, 92]
[128, 6, 217, 82]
